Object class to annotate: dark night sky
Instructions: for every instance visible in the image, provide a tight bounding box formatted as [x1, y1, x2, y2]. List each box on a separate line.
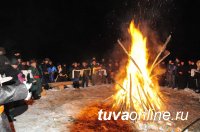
[0, 0, 199, 64]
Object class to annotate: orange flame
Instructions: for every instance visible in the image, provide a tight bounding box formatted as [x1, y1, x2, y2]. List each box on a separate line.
[113, 21, 163, 114]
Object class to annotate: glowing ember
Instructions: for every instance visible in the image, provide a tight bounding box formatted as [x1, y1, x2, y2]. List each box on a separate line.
[113, 21, 163, 114]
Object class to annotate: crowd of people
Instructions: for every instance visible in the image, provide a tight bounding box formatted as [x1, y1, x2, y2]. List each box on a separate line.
[21, 57, 119, 89]
[1, 47, 200, 100]
[1, 48, 121, 99]
[0, 46, 200, 131]
[159, 58, 200, 93]
[1, 47, 200, 101]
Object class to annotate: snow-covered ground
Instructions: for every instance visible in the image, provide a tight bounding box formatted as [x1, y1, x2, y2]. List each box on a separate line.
[13, 85, 200, 132]
[14, 84, 114, 132]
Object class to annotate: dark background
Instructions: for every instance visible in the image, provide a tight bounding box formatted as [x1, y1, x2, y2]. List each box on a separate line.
[0, 0, 199, 64]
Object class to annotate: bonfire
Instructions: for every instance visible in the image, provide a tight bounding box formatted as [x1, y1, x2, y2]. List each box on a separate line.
[112, 20, 171, 115]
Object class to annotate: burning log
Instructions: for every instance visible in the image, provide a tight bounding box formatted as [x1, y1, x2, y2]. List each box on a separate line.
[117, 39, 143, 75]
[149, 35, 171, 74]
[117, 39, 163, 108]
[118, 39, 155, 88]
[151, 50, 170, 71]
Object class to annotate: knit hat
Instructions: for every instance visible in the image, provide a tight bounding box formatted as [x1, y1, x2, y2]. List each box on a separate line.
[10, 57, 18, 65]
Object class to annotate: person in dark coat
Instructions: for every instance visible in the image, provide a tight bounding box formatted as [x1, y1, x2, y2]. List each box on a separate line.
[81, 62, 91, 87]
[106, 63, 114, 84]
[166, 60, 176, 87]
[174, 58, 180, 88]
[177, 61, 187, 89]
[113, 61, 120, 74]
[48, 61, 57, 82]
[41, 58, 50, 89]
[3, 58, 21, 85]
[193, 60, 200, 93]
[187, 60, 197, 90]
[72, 62, 81, 88]
[29, 59, 42, 100]
[0, 76, 31, 132]
[158, 61, 167, 86]
[91, 60, 100, 85]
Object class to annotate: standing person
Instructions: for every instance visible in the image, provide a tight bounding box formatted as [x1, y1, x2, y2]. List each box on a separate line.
[101, 58, 106, 67]
[193, 60, 200, 93]
[48, 61, 57, 82]
[187, 60, 197, 90]
[41, 58, 50, 89]
[67, 63, 74, 81]
[99, 64, 107, 84]
[91, 60, 100, 86]
[113, 61, 120, 74]
[166, 60, 175, 87]
[174, 58, 180, 88]
[81, 62, 91, 87]
[106, 63, 114, 84]
[159, 61, 167, 86]
[177, 61, 187, 89]
[72, 62, 81, 88]
[29, 59, 42, 100]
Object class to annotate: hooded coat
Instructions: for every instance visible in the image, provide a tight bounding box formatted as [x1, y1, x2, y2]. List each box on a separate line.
[0, 84, 28, 132]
